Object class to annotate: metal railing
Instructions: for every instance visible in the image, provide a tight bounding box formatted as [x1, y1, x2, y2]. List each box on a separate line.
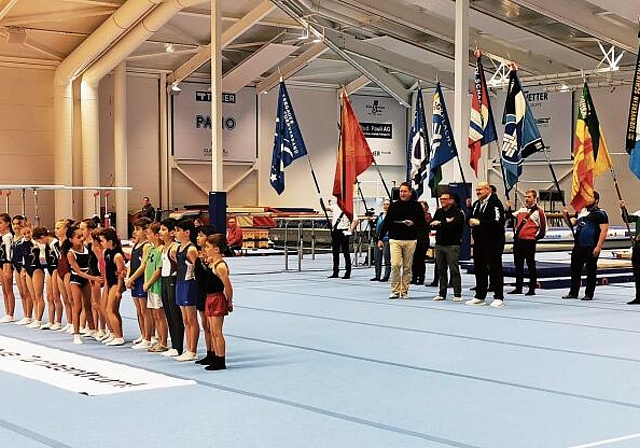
[274, 216, 373, 271]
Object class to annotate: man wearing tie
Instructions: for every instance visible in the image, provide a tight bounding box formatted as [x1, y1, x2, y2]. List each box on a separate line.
[467, 181, 506, 307]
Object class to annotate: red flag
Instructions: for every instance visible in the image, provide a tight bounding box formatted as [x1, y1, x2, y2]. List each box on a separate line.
[332, 93, 375, 221]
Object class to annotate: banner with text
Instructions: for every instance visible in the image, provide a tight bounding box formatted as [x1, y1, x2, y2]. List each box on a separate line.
[0, 336, 195, 395]
[350, 95, 407, 166]
[173, 83, 257, 162]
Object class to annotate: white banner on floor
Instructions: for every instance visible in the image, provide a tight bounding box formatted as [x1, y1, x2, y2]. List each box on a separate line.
[0, 336, 195, 395]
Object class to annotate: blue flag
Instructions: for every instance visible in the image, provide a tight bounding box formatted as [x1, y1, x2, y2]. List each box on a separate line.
[501, 70, 544, 192]
[407, 89, 429, 198]
[626, 37, 640, 181]
[270, 82, 308, 195]
[429, 83, 458, 196]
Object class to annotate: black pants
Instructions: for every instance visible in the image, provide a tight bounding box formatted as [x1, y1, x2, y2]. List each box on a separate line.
[633, 242, 640, 299]
[513, 239, 537, 291]
[411, 240, 429, 283]
[331, 230, 351, 275]
[569, 246, 599, 298]
[473, 242, 504, 300]
[161, 276, 184, 354]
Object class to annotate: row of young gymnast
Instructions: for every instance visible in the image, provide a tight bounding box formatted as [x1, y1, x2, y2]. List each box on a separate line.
[0, 214, 234, 371]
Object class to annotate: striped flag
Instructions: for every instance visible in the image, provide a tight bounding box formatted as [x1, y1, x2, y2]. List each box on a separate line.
[332, 92, 375, 221]
[429, 82, 458, 196]
[269, 82, 308, 195]
[468, 53, 497, 176]
[571, 83, 612, 211]
[407, 89, 429, 198]
[501, 69, 545, 192]
[626, 33, 640, 181]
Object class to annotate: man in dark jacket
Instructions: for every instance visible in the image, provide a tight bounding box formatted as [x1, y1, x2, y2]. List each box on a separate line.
[467, 181, 505, 307]
[430, 192, 465, 302]
[377, 182, 426, 299]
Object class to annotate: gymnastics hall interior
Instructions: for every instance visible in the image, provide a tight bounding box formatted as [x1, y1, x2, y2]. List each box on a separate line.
[2, 246, 640, 448]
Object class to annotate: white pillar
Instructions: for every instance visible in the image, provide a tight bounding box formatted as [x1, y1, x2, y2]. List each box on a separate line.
[80, 79, 101, 216]
[159, 72, 170, 209]
[454, 0, 470, 184]
[53, 83, 74, 218]
[114, 63, 128, 234]
[211, 0, 224, 191]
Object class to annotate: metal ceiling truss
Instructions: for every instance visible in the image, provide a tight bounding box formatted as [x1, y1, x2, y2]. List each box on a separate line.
[271, 0, 411, 107]
[508, 0, 637, 54]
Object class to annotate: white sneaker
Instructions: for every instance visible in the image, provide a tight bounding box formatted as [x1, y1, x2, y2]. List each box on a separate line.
[490, 299, 505, 308]
[151, 336, 158, 345]
[0, 315, 14, 323]
[453, 296, 464, 302]
[61, 323, 71, 332]
[400, 293, 410, 299]
[432, 295, 445, 301]
[132, 335, 143, 344]
[40, 322, 52, 330]
[65, 325, 75, 334]
[80, 327, 90, 334]
[388, 292, 400, 299]
[105, 337, 125, 346]
[49, 322, 62, 331]
[81, 330, 97, 339]
[15, 317, 31, 326]
[175, 351, 197, 362]
[102, 335, 114, 344]
[465, 298, 486, 306]
[26, 320, 42, 329]
[73, 334, 83, 345]
[132, 339, 152, 350]
[162, 348, 180, 357]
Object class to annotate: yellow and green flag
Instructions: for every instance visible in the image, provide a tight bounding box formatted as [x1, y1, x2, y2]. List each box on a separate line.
[571, 83, 612, 211]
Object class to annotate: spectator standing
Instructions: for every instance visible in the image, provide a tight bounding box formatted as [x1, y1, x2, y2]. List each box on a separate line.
[377, 182, 426, 299]
[430, 192, 465, 302]
[467, 181, 506, 307]
[562, 192, 608, 301]
[371, 199, 391, 282]
[505, 189, 547, 296]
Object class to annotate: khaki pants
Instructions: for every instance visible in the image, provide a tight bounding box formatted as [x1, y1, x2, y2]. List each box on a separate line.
[389, 239, 417, 295]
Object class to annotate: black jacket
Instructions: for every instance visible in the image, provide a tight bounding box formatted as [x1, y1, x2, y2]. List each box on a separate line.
[378, 199, 427, 241]
[469, 194, 505, 245]
[432, 205, 465, 246]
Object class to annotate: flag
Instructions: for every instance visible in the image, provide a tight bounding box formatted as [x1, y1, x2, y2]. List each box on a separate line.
[626, 35, 640, 181]
[407, 89, 429, 198]
[500, 70, 545, 192]
[571, 83, 613, 210]
[429, 82, 458, 196]
[332, 92, 375, 221]
[468, 53, 497, 176]
[269, 82, 308, 195]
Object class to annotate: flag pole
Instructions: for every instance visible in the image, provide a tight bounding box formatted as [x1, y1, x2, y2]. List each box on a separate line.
[542, 145, 575, 237]
[305, 154, 331, 228]
[609, 165, 635, 246]
[371, 158, 392, 199]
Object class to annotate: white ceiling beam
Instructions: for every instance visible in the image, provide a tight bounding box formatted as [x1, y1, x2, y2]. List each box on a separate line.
[222, 43, 296, 92]
[0, 0, 18, 22]
[23, 37, 64, 61]
[59, 0, 120, 6]
[348, 54, 410, 106]
[323, 28, 455, 89]
[127, 47, 199, 60]
[256, 42, 328, 93]
[167, 0, 276, 84]
[0, 6, 115, 26]
[509, 0, 637, 53]
[344, 75, 370, 95]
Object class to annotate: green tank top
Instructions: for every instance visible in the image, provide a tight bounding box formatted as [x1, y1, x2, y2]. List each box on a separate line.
[144, 245, 163, 295]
